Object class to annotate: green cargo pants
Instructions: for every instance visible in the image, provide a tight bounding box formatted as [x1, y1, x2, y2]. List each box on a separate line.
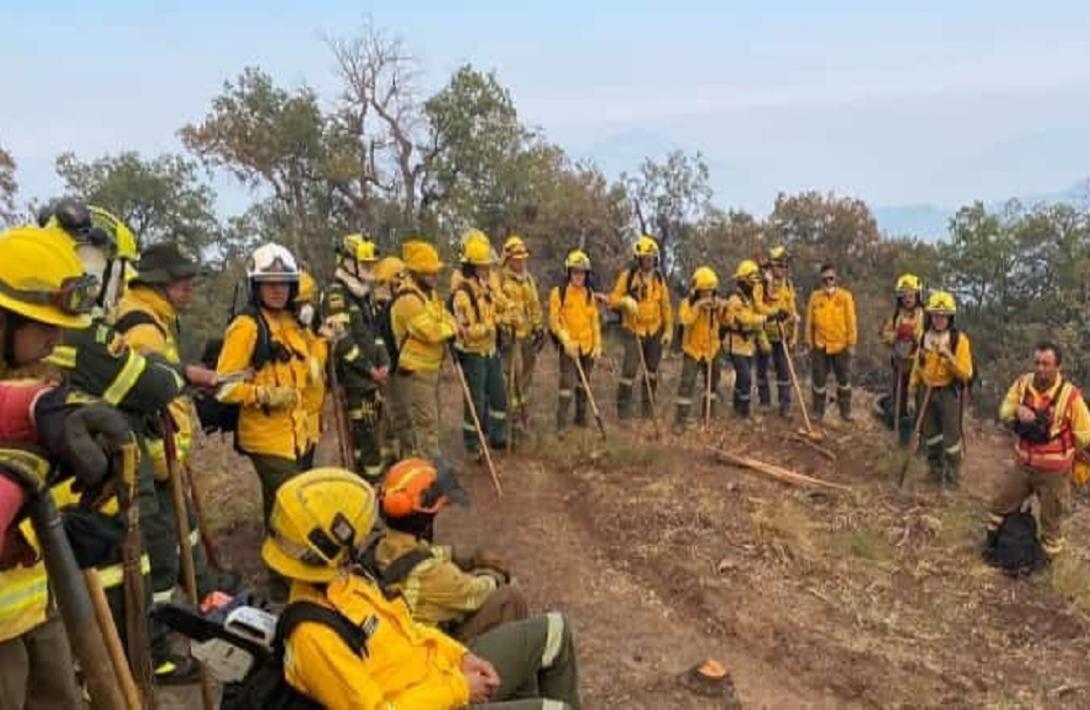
[468, 612, 581, 710]
[617, 331, 662, 420]
[557, 352, 595, 432]
[404, 369, 442, 458]
[248, 453, 301, 526]
[674, 354, 721, 429]
[917, 386, 963, 486]
[811, 349, 851, 419]
[0, 615, 81, 709]
[346, 387, 383, 483]
[459, 351, 508, 452]
[386, 371, 413, 459]
[503, 337, 538, 427]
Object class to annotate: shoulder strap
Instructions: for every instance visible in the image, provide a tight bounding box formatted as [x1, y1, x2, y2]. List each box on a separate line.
[454, 281, 482, 323]
[239, 306, 274, 371]
[114, 310, 166, 337]
[380, 548, 434, 587]
[274, 601, 368, 659]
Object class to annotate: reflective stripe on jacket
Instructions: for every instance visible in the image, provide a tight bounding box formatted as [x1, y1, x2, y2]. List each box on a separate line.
[1001, 374, 1090, 473]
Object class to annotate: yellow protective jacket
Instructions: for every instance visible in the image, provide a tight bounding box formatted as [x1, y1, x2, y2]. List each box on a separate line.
[678, 295, 729, 362]
[761, 278, 798, 344]
[216, 308, 310, 460]
[909, 330, 973, 392]
[722, 290, 766, 357]
[500, 267, 543, 339]
[301, 329, 328, 454]
[805, 287, 857, 355]
[115, 286, 194, 474]
[451, 276, 498, 356]
[390, 282, 457, 374]
[284, 573, 470, 710]
[609, 267, 673, 337]
[880, 305, 925, 359]
[374, 530, 497, 628]
[549, 284, 601, 356]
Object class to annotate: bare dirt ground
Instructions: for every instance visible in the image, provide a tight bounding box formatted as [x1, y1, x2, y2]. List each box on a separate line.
[176, 351, 1090, 709]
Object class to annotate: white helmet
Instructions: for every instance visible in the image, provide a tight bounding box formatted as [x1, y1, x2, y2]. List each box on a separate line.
[247, 244, 299, 283]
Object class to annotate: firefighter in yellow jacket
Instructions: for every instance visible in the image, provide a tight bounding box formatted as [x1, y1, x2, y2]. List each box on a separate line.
[673, 266, 731, 432]
[452, 238, 508, 454]
[264, 468, 582, 709]
[499, 236, 545, 433]
[987, 341, 1090, 559]
[804, 263, 857, 421]
[391, 241, 458, 458]
[881, 274, 925, 443]
[374, 458, 528, 642]
[216, 243, 310, 526]
[756, 246, 798, 417]
[550, 250, 603, 432]
[723, 260, 769, 418]
[610, 236, 672, 421]
[908, 291, 973, 487]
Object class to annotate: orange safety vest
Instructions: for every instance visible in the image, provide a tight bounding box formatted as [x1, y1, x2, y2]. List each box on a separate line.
[1016, 376, 1079, 473]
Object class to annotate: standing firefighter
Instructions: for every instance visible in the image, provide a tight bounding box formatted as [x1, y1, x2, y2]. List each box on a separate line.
[549, 250, 603, 433]
[373, 256, 407, 465]
[216, 243, 309, 525]
[723, 260, 769, 418]
[610, 236, 673, 422]
[499, 235, 545, 432]
[324, 234, 390, 483]
[673, 267, 729, 433]
[0, 225, 134, 707]
[987, 342, 1090, 561]
[881, 274, 925, 443]
[804, 263, 857, 421]
[390, 240, 458, 458]
[756, 246, 798, 417]
[908, 291, 973, 487]
[452, 237, 508, 455]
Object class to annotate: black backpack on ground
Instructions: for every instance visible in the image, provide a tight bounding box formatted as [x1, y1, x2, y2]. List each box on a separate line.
[982, 511, 1047, 577]
[221, 601, 370, 710]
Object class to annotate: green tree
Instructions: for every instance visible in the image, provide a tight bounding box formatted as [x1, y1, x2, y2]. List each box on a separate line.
[55, 151, 221, 257]
[0, 146, 16, 226]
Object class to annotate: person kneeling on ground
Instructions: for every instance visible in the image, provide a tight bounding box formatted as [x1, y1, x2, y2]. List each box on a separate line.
[374, 458, 528, 641]
[263, 467, 582, 709]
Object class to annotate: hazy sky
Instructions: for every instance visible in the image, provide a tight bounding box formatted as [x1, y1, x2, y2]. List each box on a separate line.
[4, 0, 1090, 216]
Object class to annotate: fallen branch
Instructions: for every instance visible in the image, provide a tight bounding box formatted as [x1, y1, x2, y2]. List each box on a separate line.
[788, 432, 837, 461]
[707, 446, 851, 492]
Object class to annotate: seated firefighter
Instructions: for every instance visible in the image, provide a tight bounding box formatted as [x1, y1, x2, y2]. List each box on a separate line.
[374, 458, 528, 641]
[262, 468, 582, 709]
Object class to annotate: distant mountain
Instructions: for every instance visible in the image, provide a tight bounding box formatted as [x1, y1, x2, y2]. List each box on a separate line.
[874, 177, 1090, 242]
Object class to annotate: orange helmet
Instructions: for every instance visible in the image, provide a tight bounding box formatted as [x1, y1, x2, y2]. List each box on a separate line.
[380, 458, 469, 518]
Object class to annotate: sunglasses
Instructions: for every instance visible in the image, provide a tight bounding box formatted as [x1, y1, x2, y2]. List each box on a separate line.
[821, 275, 837, 283]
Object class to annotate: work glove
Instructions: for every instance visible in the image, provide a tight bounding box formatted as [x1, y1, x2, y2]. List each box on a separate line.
[561, 333, 580, 360]
[472, 550, 512, 583]
[619, 296, 639, 317]
[318, 315, 347, 341]
[40, 403, 133, 499]
[255, 385, 298, 410]
[661, 329, 673, 347]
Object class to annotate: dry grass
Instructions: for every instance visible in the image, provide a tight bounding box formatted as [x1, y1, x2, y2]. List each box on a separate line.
[1050, 554, 1090, 616]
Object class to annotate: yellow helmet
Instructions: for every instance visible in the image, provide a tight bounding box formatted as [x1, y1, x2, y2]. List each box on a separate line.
[691, 266, 719, 291]
[503, 235, 529, 260]
[565, 249, 591, 271]
[261, 468, 378, 583]
[0, 226, 95, 329]
[296, 271, 318, 304]
[89, 206, 138, 261]
[339, 234, 378, 263]
[461, 238, 494, 266]
[769, 246, 788, 264]
[925, 290, 956, 315]
[402, 240, 443, 275]
[733, 259, 760, 281]
[633, 235, 659, 258]
[374, 256, 406, 285]
[895, 273, 922, 294]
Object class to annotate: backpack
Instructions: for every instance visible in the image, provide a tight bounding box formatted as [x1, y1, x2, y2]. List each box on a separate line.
[194, 306, 277, 436]
[380, 290, 424, 372]
[982, 511, 1047, 577]
[221, 601, 370, 710]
